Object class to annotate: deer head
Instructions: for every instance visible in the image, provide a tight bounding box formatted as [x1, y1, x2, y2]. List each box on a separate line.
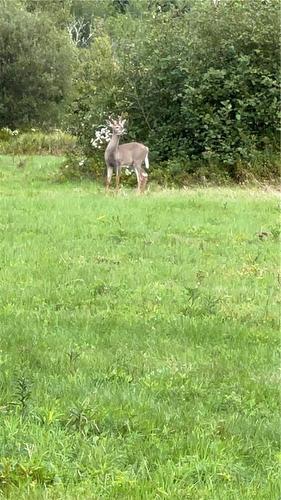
[106, 116, 127, 136]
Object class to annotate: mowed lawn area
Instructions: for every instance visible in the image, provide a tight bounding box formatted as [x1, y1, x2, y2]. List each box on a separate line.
[0, 155, 280, 499]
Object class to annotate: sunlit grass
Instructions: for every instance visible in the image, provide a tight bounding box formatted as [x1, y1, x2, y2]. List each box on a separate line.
[0, 155, 280, 498]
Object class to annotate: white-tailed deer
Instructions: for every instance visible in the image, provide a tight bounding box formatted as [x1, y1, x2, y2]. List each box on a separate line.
[104, 117, 149, 193]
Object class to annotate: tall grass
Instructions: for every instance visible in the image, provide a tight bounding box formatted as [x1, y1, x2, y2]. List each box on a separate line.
[0, 155, 280, 498]
[0, 130, 76, 155]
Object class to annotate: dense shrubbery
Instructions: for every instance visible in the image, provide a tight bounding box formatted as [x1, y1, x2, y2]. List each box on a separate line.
[59, 148, 280, 186]
[67, 0, 280, 182]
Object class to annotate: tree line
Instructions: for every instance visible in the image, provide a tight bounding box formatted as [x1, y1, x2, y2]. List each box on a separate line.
[0, 0, 279, 181]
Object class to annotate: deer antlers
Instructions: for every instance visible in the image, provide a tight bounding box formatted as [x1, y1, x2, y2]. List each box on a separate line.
[106, 115, 126, 128]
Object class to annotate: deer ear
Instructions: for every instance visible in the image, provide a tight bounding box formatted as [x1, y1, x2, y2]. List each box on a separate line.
[121, 119, 126, 126]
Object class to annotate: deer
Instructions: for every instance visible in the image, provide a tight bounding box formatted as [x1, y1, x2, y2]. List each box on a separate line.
[104, 117, 149, 193]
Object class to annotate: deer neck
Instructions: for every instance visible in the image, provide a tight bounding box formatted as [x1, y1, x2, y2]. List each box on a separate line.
[106, 133, 120, 156]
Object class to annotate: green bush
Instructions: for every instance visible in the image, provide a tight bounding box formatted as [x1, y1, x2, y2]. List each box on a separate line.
[58, 150, 105, 182]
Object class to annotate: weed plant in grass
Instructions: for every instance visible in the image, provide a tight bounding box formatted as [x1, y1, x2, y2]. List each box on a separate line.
[0, 155, 280, 499]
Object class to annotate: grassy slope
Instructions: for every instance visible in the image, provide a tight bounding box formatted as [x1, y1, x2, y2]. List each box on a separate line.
[0, 156, 280, 499]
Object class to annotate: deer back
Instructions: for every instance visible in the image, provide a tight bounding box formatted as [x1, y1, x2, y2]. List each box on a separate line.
[118, 142, 148, 167]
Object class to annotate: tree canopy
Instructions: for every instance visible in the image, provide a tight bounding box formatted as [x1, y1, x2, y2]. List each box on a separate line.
[0, 0, 75, 128]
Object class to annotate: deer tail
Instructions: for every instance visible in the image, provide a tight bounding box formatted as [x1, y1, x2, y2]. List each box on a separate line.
[144, 148, 149, 170]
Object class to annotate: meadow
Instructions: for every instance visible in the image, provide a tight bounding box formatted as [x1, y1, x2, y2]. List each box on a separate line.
[0, 155, 280, 499]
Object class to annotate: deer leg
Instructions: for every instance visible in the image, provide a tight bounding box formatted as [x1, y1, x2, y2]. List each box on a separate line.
[115, 166, 121, 193]
[106, 167, 113, 193]
[134, 167, 142, 194]
[140, 169, 148, 193]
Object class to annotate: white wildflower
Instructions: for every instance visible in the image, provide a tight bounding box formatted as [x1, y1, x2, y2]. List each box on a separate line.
[2, 127, 13, 135]
[91, 125, 111, 148]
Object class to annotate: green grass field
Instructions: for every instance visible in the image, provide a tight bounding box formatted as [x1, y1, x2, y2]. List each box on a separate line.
[0, 155, 280, 499]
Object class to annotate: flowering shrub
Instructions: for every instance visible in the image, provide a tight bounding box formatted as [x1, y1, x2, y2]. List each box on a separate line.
[90, 126, 111, 149]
